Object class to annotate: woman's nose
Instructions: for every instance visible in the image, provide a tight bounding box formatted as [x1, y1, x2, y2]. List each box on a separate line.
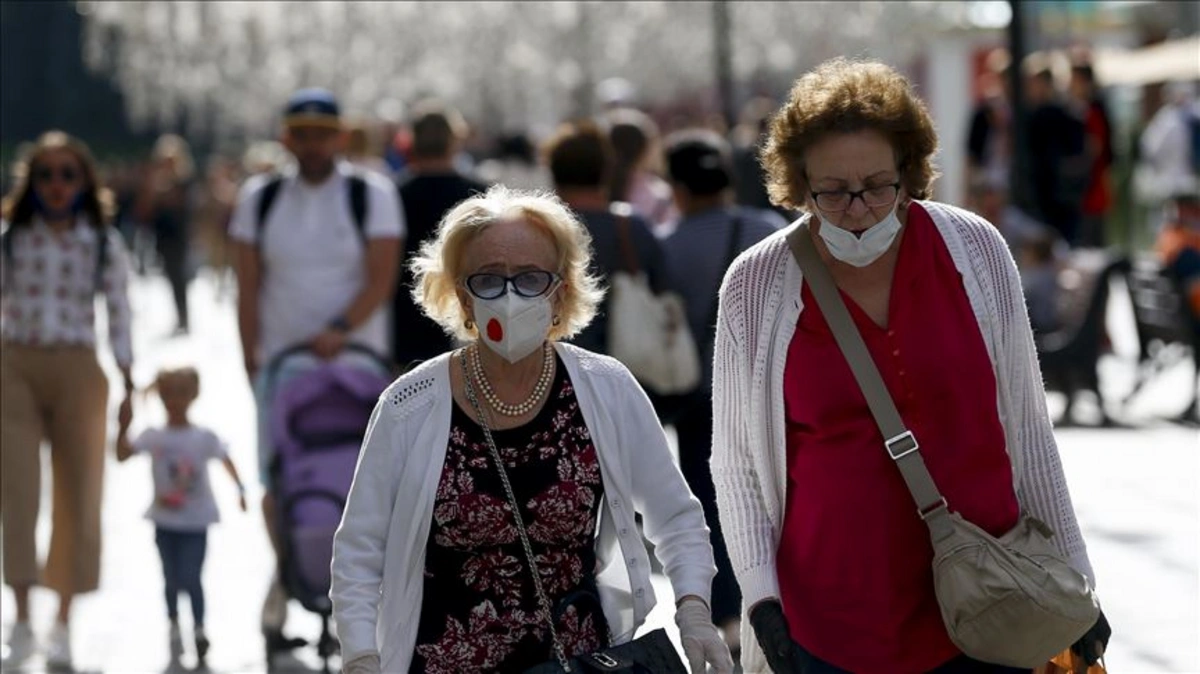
[845, 194, 871, 220]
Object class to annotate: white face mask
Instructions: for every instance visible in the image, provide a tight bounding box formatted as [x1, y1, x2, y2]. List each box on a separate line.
[816, 206, 903, 267]
[473, 292, 553, 363]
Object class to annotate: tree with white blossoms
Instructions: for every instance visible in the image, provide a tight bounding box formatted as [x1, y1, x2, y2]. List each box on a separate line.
[80, 1, 968, 145]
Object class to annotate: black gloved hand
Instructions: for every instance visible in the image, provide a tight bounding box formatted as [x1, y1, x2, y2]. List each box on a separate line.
[749, 600, 807, 674]
[1071, 609, 1111, 666]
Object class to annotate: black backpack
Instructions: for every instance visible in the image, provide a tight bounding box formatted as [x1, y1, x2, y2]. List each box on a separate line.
[255, 172, 369, 248]
[2, 223, 109, 293]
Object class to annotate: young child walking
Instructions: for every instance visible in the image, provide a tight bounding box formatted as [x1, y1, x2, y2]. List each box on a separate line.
[116, 366, 247, 662]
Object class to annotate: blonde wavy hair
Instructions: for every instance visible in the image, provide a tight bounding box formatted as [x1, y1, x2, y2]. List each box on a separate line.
[410, 185, 605, 342]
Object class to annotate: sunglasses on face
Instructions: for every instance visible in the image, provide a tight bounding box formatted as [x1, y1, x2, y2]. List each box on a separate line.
[464, 270, 560, 300]
[33, 166, 81, 185]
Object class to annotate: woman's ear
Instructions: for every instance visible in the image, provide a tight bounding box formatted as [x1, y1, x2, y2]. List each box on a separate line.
[455, 286, 474, 323]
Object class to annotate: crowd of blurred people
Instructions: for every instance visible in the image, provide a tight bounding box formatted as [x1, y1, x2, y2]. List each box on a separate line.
[0, 45, 1194, 672]
[965, 45, 1200, 363]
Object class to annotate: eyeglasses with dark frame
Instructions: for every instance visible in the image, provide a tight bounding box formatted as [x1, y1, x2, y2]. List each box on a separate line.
[810, 182, 901, 213]
[464, 270, 561, 300]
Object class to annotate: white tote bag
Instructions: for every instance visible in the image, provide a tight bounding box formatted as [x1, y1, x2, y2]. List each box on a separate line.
[606, 215, 701, 395]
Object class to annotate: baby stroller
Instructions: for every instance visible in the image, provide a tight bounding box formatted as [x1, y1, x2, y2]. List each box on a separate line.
[263, 344, 393, 671]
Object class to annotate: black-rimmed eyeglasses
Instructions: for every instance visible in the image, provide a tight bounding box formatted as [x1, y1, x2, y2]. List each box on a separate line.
[464, 271, 561, 300]
[810, 183, 900, 212]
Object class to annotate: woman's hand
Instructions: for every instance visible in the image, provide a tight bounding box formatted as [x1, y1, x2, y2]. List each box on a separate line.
[675, 597, 735, 674]
[749, 600, 808, 674]
[117, 395, 133, 434]
[1071, 609, 1111, 666]
[312, 328, 348, 360]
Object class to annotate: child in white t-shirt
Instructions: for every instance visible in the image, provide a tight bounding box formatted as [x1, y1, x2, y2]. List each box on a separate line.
[116, 367, 247, 663]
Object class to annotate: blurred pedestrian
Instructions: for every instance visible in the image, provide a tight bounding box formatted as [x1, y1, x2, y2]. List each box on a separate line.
[1068, 54, 1115, 248]
[606, 108, 679, 233]
[345, 122, 391, 177]
[966, 48, 1014, 208]
[543, 120, 671, 359]
[1154, 189, 1200, 420]
[393, 100, 488, 369]
[730, 96, 785, 216]
[195, 156, 240, 300]
[241, 140, 291, 177]
[1019, 231, 1065, 337]
[1137, 81, 1200, 217]
[137, 134, 198, 335]
[968, 177, 1058, 260]
[659, 128, 785, 657]
[331, 185, 733, 674]
[1, 130, 135, 669]
[115, 366, 248, 664]
[229, 87, 405, 655]
[713, 58, 1109, 674]
[1022, 54, 1089, 247]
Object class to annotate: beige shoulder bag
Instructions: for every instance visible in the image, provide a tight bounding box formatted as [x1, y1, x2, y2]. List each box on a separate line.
[787, 224, 1100, 668]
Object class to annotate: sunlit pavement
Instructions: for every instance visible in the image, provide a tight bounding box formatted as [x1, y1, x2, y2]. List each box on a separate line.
[1, 270, 1196, 674]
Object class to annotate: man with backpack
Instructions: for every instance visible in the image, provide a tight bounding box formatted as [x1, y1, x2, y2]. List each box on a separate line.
[229, 88, 404, 653]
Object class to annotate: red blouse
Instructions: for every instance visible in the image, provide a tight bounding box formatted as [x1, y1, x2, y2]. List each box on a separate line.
[777, 203, 1020, 673]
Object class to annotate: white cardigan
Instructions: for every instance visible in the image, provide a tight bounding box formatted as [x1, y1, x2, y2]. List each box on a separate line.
[331, 343, 716, 671]
[710, 201, 1095, 674]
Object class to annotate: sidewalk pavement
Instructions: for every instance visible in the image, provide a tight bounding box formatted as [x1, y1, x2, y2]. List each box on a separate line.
[1, 271, 1196, 674]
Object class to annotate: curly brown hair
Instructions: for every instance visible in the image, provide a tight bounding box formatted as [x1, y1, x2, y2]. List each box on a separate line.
[761, 58, 940, 211]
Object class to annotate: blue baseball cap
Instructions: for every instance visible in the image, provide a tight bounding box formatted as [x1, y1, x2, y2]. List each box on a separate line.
[283, 88, 341, 129]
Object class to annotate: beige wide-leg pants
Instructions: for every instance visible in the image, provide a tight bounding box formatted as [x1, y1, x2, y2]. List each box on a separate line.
[1, 344, 108, 595]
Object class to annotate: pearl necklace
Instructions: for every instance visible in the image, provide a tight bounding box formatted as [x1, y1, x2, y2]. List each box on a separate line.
[468, 343, 554, 417]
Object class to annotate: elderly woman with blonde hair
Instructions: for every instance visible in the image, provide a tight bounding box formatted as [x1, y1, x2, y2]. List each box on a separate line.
[331, 185, 733, 674]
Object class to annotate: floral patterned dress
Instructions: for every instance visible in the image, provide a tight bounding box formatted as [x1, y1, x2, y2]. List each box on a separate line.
[411, 358, 608, 674]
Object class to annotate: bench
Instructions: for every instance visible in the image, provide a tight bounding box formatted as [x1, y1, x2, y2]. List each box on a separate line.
[1035, 250, 1130, 426]
[1123, 254, 1199, 420]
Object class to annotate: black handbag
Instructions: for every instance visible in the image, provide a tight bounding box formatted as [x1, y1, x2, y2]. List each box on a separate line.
[458, 352, 689, 674]
[521, 628, 687, 674]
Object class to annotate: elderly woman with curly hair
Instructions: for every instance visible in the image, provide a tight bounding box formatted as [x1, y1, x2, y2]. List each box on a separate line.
[331, 185, 733, 674]
[710, 59, 1110, 674]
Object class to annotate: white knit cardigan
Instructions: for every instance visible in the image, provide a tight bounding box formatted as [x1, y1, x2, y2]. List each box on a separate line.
[710, 201, 1095, 674]
[331, 343, 715, 671]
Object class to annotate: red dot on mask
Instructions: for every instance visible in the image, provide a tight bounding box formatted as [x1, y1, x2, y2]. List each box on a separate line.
[486, 318, 504, 342]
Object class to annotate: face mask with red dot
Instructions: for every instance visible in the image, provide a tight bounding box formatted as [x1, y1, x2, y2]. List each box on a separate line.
[473, 292, 553, 363]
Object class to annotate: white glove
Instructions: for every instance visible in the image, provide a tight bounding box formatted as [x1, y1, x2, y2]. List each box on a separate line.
[342, 652, 381, 674]
[675, 597, 735, 674]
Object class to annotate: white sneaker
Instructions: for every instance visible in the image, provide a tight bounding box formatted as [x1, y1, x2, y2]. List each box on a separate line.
[44, 623, 71, 669]
[2, 622, 35, 665]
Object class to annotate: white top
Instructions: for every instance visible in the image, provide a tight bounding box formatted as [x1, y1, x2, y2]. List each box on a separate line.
[130, 425, 229, 532]
[0, 218, 133, 367]
[710, 201, 1095, 674]
[228, 162, 405, 364]
[1138, 100, 1199, 200]
[330, 343, 715, 670]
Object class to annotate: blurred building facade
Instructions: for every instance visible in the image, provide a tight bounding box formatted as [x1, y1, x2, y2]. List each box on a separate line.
[0, 0, 147, 165]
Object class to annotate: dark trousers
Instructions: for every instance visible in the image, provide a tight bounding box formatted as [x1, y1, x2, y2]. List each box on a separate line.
[795, 640, 1030, 674]
[155, 527, 207, 625]
[666, 390, 741, 625]
[157, 236, 190, 329]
